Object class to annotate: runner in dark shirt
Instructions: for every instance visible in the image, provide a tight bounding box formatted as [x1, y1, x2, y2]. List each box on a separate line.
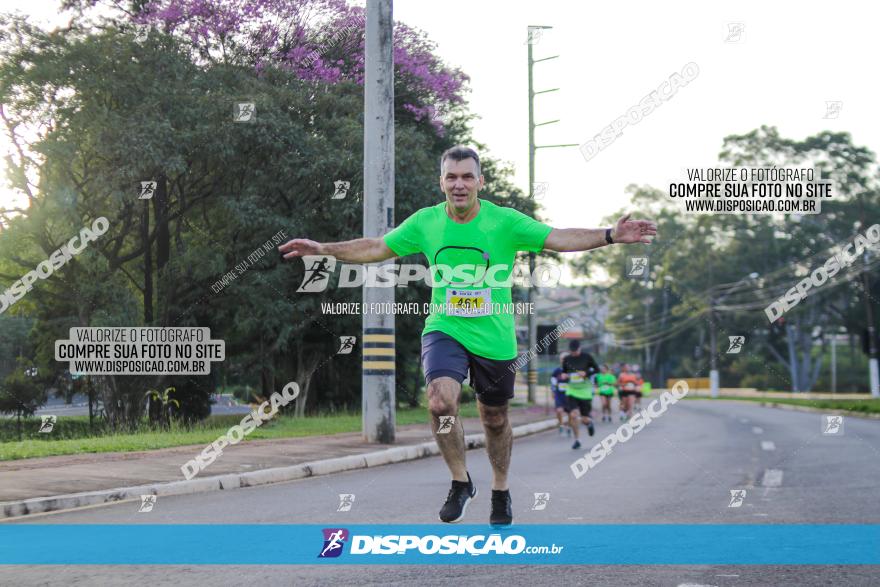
[562, 339, 600, 450]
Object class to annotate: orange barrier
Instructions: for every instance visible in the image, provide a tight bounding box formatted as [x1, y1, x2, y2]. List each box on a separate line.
[667, 377, 710, 390]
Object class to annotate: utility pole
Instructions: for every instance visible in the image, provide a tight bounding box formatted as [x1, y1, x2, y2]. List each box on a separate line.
[643, 295, 654, 376]
[707, 272, 759, 398]
[831, 333, 837, 393]
[862, 252, 879, 397]
[847, 182, 880, 396]
[362, 0, 395, 443]
[526, 25, 577, 403]
[660, 275, 673, 385]
[709, 294, 719, 398]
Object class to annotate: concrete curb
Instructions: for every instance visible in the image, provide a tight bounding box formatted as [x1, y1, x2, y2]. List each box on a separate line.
[0, 418, 559, 520]
[756, 401, 880, 420]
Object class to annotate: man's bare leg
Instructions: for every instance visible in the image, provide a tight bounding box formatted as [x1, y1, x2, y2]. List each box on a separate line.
[479, 401, 512, 490]
[568, 408, 581, 441]
[427, 376, 467, 482]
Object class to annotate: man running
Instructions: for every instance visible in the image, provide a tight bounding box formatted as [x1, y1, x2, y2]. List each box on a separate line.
[617, 363, 640, 421]
[279, 145, 657, 525]
[596, 364, 617, 423]
[550, 355, 571, 436]
[562, 339, 599, 450]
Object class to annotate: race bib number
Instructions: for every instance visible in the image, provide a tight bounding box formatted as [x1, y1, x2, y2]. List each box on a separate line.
[446, 288, 491, 318]
[569, 373, 585, 384]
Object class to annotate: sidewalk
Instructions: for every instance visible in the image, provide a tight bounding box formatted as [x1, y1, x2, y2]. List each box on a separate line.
[0, 403, 556, 504]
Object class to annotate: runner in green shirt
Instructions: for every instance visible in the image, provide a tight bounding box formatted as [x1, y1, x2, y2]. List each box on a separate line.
[382, 198, 550, 360]
[596, 364, 617, 423]
[279, 145, 658, 526]
[636, 376, 652, 410]
[562, 339, 599, 450]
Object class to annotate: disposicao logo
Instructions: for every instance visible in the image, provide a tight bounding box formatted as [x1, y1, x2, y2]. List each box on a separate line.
[318, 528, 349, 558]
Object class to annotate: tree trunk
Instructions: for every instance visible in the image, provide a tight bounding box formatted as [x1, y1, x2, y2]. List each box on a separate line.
[259, 338, 274, 398]
[261, 367, 275, 401]
[410, 363, 421, 407]
[786, 323, 799, 391]
[153, 174, 171, 325]
[175, 179, 186, 258]
[294, 348, 322, 418]
[807, 338, 825, 391]
[87, 377, 94, 432]
[142, 198, 153, 324]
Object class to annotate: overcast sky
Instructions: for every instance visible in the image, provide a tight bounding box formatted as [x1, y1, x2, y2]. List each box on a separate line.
[2, 0, 878, 231]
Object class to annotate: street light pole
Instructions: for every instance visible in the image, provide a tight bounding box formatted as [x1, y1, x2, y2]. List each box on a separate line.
[526, 25, 577, 403]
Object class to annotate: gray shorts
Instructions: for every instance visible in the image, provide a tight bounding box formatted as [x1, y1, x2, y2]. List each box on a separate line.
[420, 331, 517, 407]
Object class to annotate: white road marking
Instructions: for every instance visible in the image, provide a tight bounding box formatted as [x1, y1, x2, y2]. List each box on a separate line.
[752, 426, 763, 434]
[762, 469, 784, 487]
[677, 584, 719, 587]
[761, 440, 776, 451]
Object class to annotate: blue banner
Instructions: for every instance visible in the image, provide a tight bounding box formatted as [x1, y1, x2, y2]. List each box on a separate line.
[1, 524, 877, 565]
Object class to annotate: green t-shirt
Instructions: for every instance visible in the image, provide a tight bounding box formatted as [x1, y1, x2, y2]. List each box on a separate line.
[642, 381, 652, 395]
[596, 372, 617, 395]
[562, 353, 596, 399]
[564, 372, 594, 399]
[383, 199, 552, 360]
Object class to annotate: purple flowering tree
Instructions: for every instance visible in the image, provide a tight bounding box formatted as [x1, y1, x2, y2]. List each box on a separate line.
[78, 0, 471, 135]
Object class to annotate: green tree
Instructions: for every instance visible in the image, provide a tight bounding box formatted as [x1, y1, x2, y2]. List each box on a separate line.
[571, 126, 879, 392]
[0, 5, 531, 421]
[0, 366, 46, 441]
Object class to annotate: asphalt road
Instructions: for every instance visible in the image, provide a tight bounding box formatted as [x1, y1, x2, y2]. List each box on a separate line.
[2, 400, 879, 586]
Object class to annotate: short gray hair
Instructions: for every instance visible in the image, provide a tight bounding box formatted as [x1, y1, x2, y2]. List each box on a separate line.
[440, 145, 481, 175]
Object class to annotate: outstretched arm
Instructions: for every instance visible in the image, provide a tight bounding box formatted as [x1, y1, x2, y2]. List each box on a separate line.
[278, 237, 397, 263]
[543, 214, 657, 252]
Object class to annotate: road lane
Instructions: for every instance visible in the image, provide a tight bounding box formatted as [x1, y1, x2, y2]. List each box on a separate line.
[3, 400, 878, 586]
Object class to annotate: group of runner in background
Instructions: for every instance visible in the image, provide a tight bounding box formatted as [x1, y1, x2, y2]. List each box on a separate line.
[550, 340, 653, 450]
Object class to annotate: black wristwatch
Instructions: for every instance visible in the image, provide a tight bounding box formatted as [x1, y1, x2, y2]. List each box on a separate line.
[605, 227, 614, 245]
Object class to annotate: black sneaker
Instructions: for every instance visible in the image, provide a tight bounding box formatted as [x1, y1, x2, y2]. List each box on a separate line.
[572, 439, 581, 450]
[490, 489, 513, 526]
[587, 421, 595, 436]
[439, 472, 477, 523]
